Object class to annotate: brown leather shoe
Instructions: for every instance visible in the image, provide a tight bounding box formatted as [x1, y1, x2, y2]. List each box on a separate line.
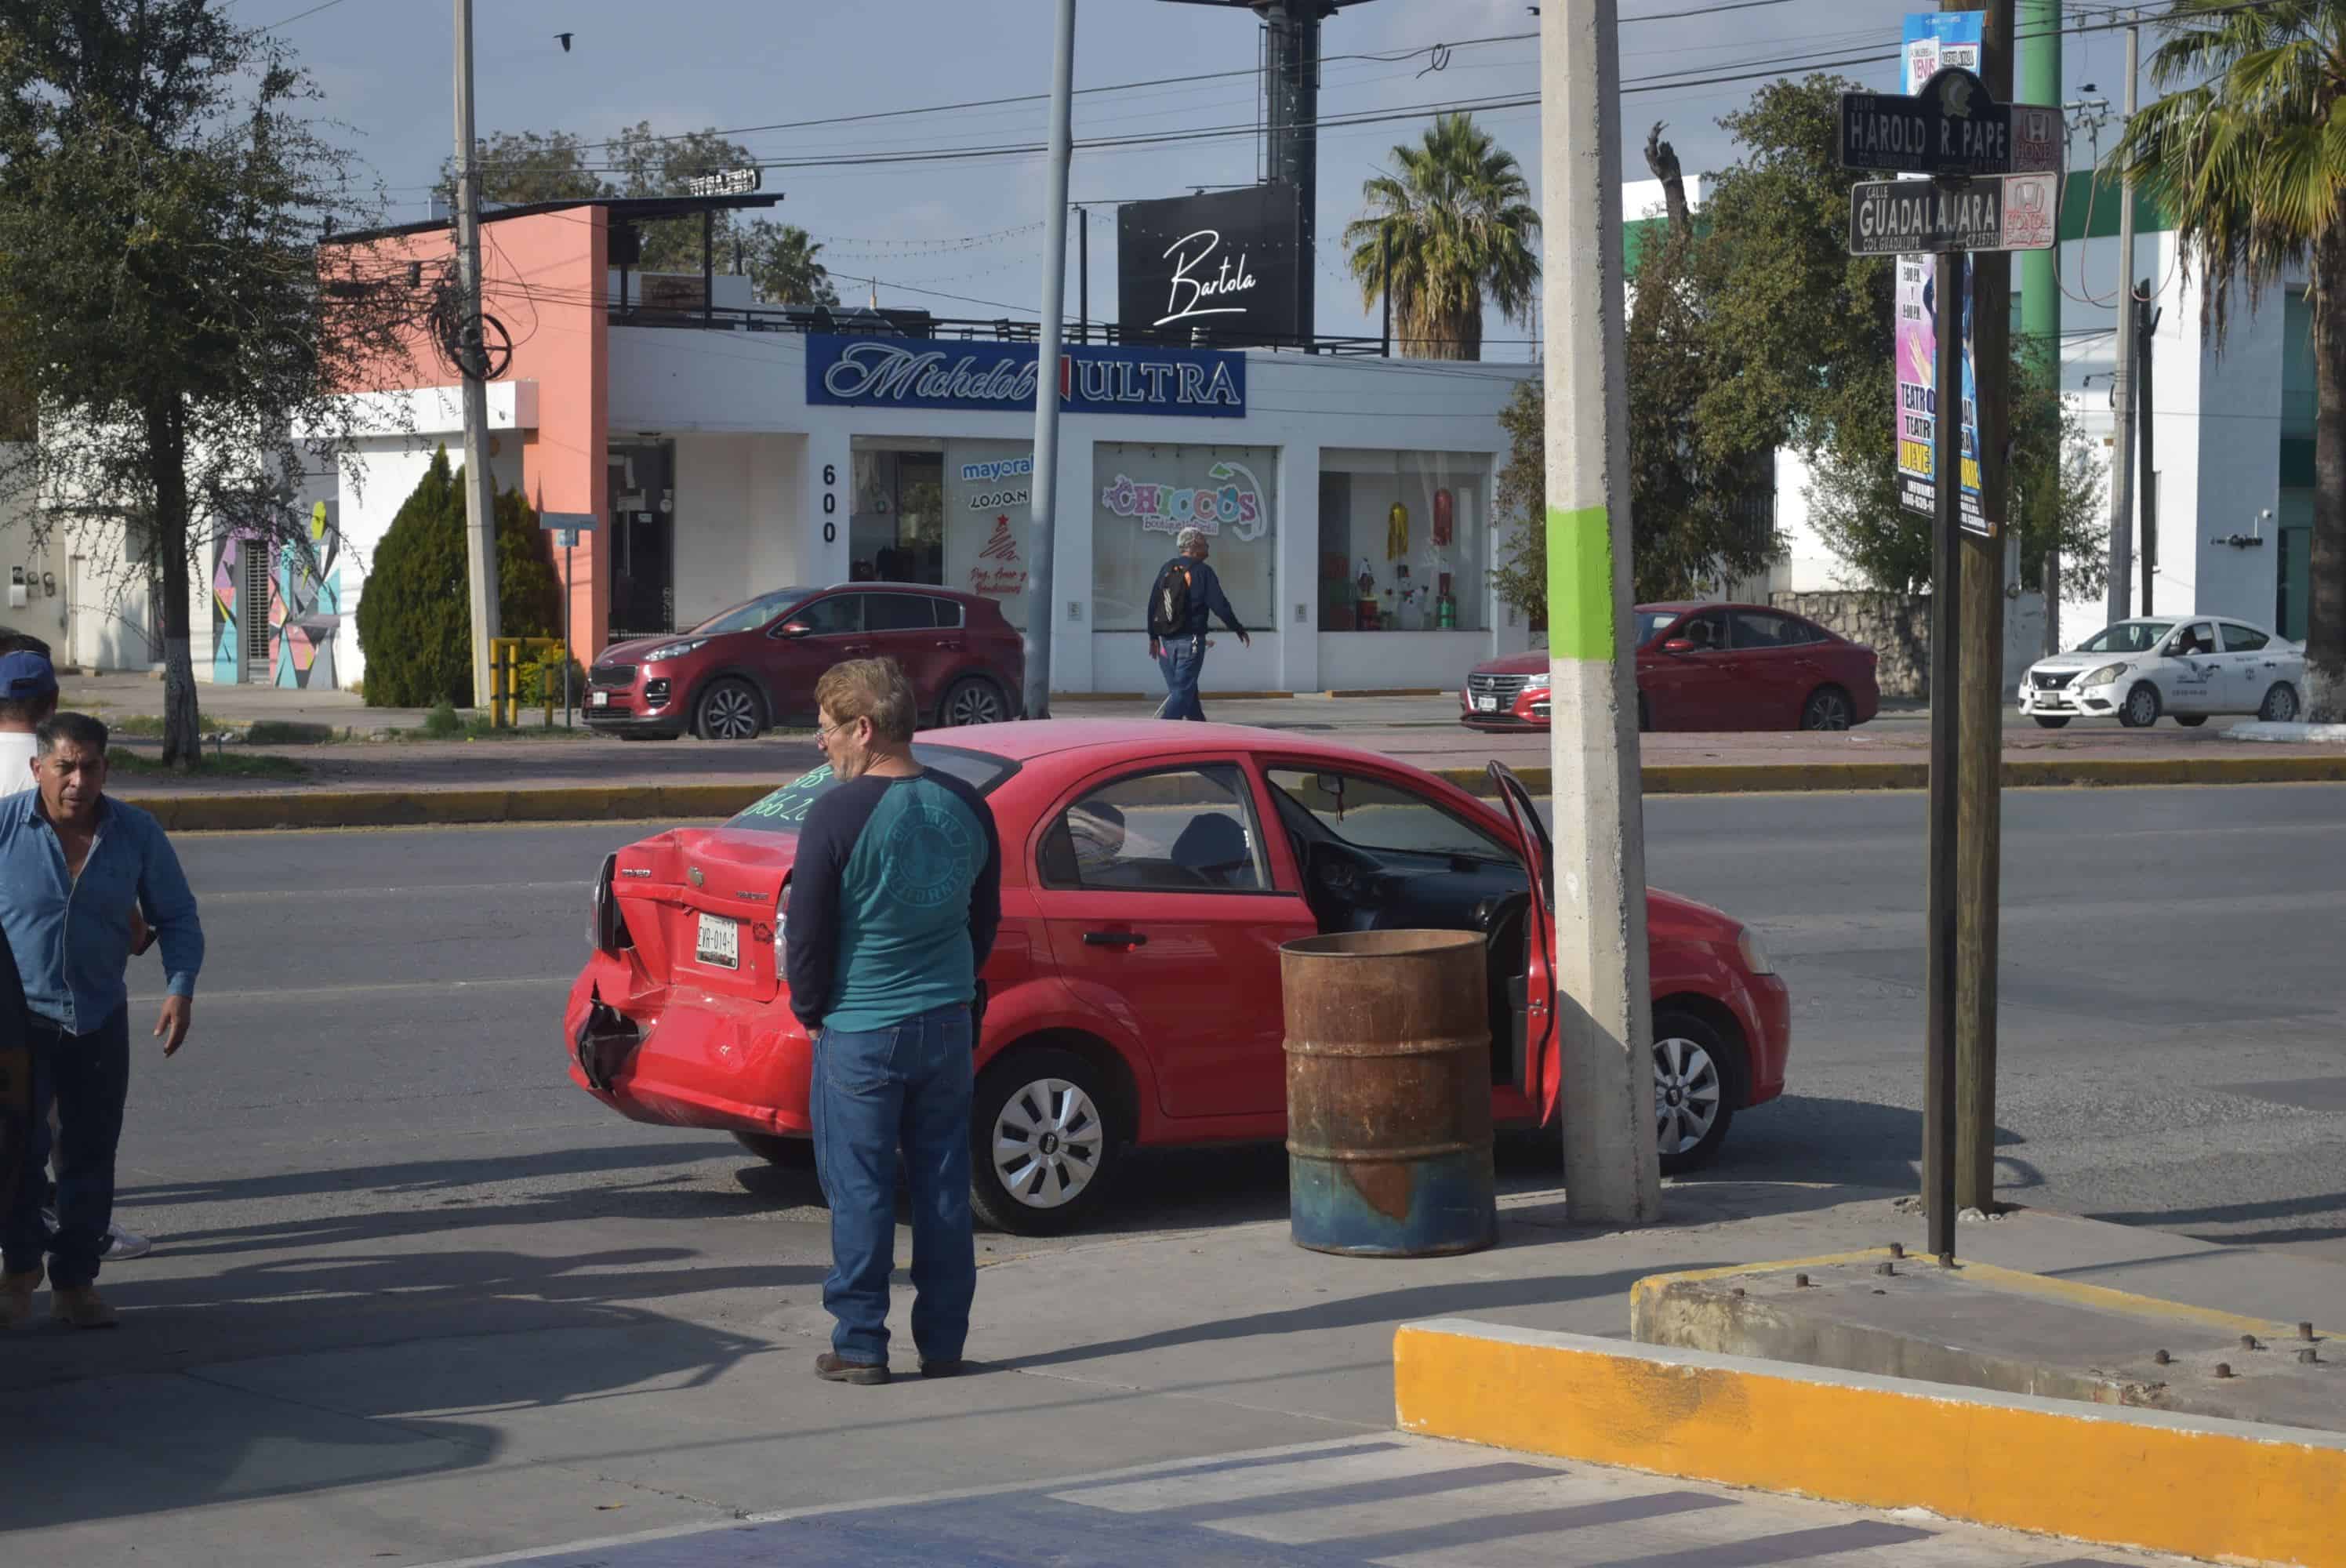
[814, 1351, 888, 1385]
[1, 1267, 40, 1330]
[51, 1285, 118, 1330]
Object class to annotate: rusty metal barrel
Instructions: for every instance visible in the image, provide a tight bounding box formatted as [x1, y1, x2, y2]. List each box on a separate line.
[1280, 929, 1497, 1257]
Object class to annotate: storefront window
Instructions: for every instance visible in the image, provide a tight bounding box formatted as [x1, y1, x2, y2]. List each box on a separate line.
[848, 442, 943, 586]
[1316, 450, 1488, 632]
[1091, 442, 1278, 632]
[942, 439, 1037, 630]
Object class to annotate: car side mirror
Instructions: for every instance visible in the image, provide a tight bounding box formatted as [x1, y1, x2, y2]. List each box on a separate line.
[779, 622, 812, 639]
[1663, 638, 1696, 654]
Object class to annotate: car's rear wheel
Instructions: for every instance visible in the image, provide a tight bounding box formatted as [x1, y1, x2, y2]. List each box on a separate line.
[1799, 684, 1854, 731]
[1652, 1006, 1741, 1175]
[2174, 713, 2209, 727]
[2119, 682, 2163, 728]
[970, 1047, 1120, 1236]
[2032, 715, 2071, 729]
[2261, 682, 2301, 723]
[939, 675, 1010, 728]
[694, 678, 764, 741]
[733, 1130, 816, 1169]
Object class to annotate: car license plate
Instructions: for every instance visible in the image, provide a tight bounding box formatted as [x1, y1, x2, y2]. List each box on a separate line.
[590, 689, 608, 707]
[696, 913, 739, 970]
[1476, 695, 1498, 713]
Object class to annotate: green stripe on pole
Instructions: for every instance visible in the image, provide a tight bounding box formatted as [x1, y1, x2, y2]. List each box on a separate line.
[1545, 503, 1617, 661]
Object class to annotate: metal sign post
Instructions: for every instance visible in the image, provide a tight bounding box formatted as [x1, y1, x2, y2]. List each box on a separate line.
[1841, 68, 2065, 1265]
[540, 513, 596, 729]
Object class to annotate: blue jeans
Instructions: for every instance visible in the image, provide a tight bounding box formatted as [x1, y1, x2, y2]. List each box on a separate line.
[2, 1008, 129, 1291]
[811, 1003, 976, 1366]
[1157, 634, 1206, 721]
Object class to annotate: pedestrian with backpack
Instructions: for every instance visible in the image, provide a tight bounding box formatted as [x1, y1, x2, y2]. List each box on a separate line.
[1146, 527, 1251, 721]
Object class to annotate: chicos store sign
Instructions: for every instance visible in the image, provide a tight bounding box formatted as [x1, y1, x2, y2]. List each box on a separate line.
[807, 336, 1245, 418]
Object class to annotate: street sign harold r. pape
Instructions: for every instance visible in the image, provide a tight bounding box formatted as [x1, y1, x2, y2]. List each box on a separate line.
[1849, 172, 2058, 256]
[1840, 67, 2064, 177]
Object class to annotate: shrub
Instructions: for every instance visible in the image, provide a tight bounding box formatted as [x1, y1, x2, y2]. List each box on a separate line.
[354, 446, 564, 706]
[422, 700, 461, 736]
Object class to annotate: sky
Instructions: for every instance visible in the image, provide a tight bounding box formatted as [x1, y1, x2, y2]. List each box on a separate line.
[238, 0, 2134, 358]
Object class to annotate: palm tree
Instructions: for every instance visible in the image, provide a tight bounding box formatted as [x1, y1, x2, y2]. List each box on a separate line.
[1344, 114, 1540, 361]
[743, 220, 839, 308]
[2120, 0, 2346, 719]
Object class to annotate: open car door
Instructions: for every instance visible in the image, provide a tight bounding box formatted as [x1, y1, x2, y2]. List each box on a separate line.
[1487, 760, 1561, 1123]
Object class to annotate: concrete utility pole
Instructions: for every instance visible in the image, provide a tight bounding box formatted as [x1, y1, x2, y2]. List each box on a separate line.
[453, 0, 499, 710]
[1538, 1, 1661, 1226]
[2137, 280, 2159, 614]
[1022, 0, 1077, 722]
[2104, 13, 2140, 627]
[2020, 0, 2063, 655]
[1952, 0, 2013, 1218]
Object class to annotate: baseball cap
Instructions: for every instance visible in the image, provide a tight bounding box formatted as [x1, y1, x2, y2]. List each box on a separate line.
[0, 649, 57, 701]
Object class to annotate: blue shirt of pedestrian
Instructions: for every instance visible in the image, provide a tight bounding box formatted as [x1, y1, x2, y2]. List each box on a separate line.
[1157, 555, 1246, 640]
[0, 789, 204, 1033]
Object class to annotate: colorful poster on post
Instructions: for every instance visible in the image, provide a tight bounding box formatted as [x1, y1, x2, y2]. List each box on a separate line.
[1897, 13, 1986, 529]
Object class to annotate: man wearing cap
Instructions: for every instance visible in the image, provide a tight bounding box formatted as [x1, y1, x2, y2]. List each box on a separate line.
[1146, 527, 1250, 723]
[0, 712, 202, 1328]
[0, 641, 154, 1266]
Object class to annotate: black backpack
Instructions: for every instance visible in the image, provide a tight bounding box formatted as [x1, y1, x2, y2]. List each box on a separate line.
[1146, 559, 1193, 639]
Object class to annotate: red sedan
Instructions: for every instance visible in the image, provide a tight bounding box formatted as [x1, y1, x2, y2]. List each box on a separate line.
[1462, 602, 1881, 733]
[565, 721, 1791, 1235]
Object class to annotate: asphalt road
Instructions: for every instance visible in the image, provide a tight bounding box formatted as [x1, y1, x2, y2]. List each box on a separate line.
[113, 782, 2346, 1265]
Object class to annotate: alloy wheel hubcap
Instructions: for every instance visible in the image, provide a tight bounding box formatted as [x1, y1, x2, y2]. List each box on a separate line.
[1813, 695, 1850, 730]
[993, 1078, 1101, 1208]
[706, 689, 757, 739]
[2129, 690, 2157, 725]
[950, 686, 1004, 725]
[1653, 1036, 1723, 1155]
[2272, 688, 2298, 722]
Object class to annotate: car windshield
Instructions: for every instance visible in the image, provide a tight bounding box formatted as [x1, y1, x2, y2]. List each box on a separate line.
[1636, 610, 1682, 646]
[690, 588, 819, 638]
[725, 745, 1018, 834]
[2075, 620, 2174, 655]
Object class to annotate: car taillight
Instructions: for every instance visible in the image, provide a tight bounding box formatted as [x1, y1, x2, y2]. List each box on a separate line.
[590, 853, 633, 953]
[773, 873, 790, 975]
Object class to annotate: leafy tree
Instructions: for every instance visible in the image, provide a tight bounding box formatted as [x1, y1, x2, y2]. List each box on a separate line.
[743, 222, 840, 307]
[465, 129, 605, 206]
[2121, 0, 2346, 718]
[354, 448, 558, 707]
[1343, 114, 1540, 361]
[0, 0, 417, 766]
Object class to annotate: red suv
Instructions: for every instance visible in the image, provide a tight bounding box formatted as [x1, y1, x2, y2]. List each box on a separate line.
[585, 584, 1026, 740]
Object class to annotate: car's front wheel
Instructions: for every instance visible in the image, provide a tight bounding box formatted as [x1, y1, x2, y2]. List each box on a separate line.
[2119, 682, 2163, 728]
[2261, 682, 2302, 724]
[1653, 1006, 1741, 1175]
[939, 675, 1011, 727]
[2032, 715, 2071, 729]
[1799, 684, 1855, 731]
[970, 1047, 1120, 1236]
[694, 678, 765, 741]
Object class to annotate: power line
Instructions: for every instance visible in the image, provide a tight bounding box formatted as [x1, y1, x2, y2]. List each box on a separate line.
[257, 0, 352, 28]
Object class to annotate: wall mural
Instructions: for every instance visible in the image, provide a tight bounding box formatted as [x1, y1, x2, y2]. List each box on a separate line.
[210, 535, 244, 683]
[271, 501, 342, 689]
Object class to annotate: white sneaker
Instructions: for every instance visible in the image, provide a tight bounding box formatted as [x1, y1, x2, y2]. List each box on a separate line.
[99, 1224, 152, 1262]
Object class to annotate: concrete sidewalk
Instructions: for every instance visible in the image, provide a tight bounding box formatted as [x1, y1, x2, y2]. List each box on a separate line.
[4, 1171, 2334, 1565]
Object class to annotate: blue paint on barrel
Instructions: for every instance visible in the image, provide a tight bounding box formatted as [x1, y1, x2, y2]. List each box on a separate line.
[1289, 1145, 1498, 1257]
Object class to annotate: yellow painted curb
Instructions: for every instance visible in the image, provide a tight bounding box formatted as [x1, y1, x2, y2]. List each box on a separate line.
[1395, 1319, 2346, 1568]
[1631, 1247, 2337, 1344]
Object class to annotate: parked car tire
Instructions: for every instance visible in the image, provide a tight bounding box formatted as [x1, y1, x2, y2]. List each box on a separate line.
[939, 675, 1011, 728]
[732, 1130, 816, 1169]
[2032, 715, 2071, 729]
[1798, 684, 1855, 731]
[694, 679, 765, 742]
[2119, 682, 2163, 729]
[2261, 683, 2302, 724]
[1652, 1004, 1741, 1176]
[2174, 714, 2209, 728]
[969, 1047, 1120, 1236]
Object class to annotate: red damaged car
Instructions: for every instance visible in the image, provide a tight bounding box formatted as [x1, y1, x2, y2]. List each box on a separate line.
[565, 721, 1791, 1235]
[1462, 603, 1880, 734]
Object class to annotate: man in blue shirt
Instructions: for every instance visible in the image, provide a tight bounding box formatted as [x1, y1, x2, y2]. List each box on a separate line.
[1147, 527, 1251, 722]
[785, 659, 1000, 1384]
[0, 713, 203, 1329]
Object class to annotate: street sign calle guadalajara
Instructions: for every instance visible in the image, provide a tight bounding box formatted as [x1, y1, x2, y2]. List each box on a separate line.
[1840, 67, 2065, 176]
[1849, 173, 2058, 256]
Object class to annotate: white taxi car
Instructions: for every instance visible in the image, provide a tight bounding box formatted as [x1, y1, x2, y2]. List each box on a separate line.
[2019, 616, 2306, 729]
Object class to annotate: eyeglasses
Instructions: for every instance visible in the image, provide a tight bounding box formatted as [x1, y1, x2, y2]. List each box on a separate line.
[814, 717, 857, 746]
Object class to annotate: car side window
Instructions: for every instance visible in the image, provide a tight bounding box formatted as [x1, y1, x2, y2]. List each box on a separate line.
[2169, 622, 2217, 657]
[865, 593, 939, 632]
[1266, 769, 1511, 861]
[933, 599, 964, 630]
[1676, 610, 1728, 650]
[1038, 765, 1267, 893]
[783, 595, 862, 637]
[2221, 623, 2270, 653]
[1729, 610, 1806, 650]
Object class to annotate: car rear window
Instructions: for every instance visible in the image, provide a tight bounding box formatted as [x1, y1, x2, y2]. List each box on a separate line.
[726, 745, 1018, 833]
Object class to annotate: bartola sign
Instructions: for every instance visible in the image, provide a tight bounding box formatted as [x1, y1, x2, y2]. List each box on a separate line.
[1117, 185, 1304, 347]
